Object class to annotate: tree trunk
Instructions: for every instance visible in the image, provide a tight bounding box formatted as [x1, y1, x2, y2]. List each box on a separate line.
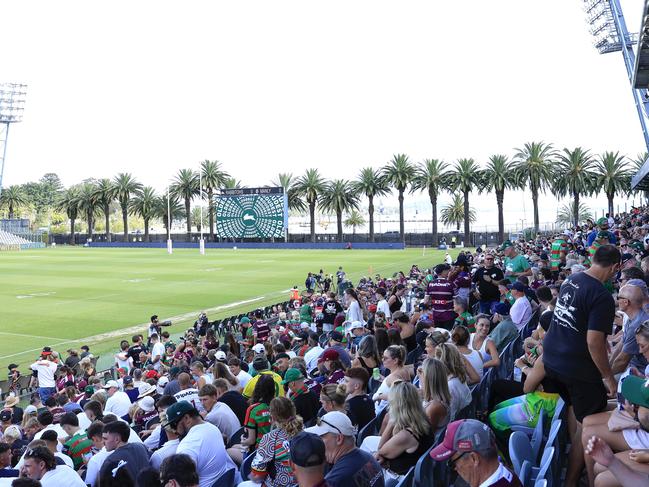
[573, 192, 580, 228]
[122, 203, 128, 242]
[8, 204, 14, 219]
[531, 187, 540, 233]
[337, 210, 343, 242]
[208, 188, 215, 241]
[430, 189, 438, 246]
[496, 190, 504, 244]
[145, 219, 150, 242]
[463, 190, 470, 246]
[456, 220, 460, 231]
[87, 210, 93, 236]
[69, 217, 76, 245]
[104, 203, 111, 242]
[368, 195, 375, 242]
[398, 189, 405, 242]
[607, 192, 614, 217]
[309, 201, 316, 243]
[185, 198, 191, 237]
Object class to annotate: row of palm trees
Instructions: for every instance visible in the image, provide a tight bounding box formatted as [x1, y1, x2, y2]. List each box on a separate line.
[0, 142, 642, 245]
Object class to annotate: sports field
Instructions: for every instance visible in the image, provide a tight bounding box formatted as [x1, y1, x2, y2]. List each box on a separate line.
[0, 246, 459, 371]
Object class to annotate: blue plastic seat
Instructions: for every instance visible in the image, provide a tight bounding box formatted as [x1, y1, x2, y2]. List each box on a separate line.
[211, 468, 236, 487]
[226, 426, 245, 449]
[530, 446, 554, 487]
[509, 431, 535, 476]
[519, 460, 532, 487]
[512, 409, 545, 463]
[534, 479, 547, 487]
[394, 466, 414, 487]
[239, 451, 255, 481]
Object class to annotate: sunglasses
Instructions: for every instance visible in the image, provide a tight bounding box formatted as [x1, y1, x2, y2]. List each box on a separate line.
[316, 417, 343, 435]
[449, 451, 468, 470]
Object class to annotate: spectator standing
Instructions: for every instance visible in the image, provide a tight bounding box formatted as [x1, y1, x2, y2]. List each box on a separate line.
[30, 351, 59, 403]
[149, 334, 165, 371]
[473, 254, 505, 314]
[500, 240, 532, 283]
[426, 264, 456, 330]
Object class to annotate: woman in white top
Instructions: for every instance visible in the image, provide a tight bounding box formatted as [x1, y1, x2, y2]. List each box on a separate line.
[345, 288, 365, 325]
[469, 314, 501, 370]
[434, 343, 478, 421]
[451, 325, 483, 382]
[372, 345, 411, 414]
[418, 358, 451, 434]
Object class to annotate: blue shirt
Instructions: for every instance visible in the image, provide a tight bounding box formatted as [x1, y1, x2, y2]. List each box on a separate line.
[325, 448, 384, 487]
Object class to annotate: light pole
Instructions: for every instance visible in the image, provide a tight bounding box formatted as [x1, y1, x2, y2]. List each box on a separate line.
[0, 83, 27, 199]
[198, 168, 205, 255]
[167, 186, 173, 254]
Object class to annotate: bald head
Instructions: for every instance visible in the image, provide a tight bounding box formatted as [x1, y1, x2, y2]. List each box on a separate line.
[621, 284, 645, 307]
[177, 372, 191, 389]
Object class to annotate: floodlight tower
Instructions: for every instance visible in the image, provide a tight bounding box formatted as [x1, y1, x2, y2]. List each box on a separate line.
[0, 83, 27, 198]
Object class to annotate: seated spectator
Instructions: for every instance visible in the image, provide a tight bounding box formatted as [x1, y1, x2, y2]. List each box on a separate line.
[289, 432, 328, 487]
[319, 384, 347, 416]
[372, 345, 410, 414]
[585, 435, 649, 487]
[227, 358, 252, 391]
[22, 446, 85, 486]
[282, 368, 319, 425]
[83, 421, 108, 487]
[160, 453, 200, 487]
[305, 411, 384, 487]
[240, 397, 303, 487]
[197, 384, 240, 443]
[488, 302, 518, 355]
[212, 378, 248, 425]
[344, 367, 375, 430]
[3, 396, 23, 425]
[0, 442, 19, 478]
[242, 357, 284, 399]
[434, 343, 475, 420]
[351, 335, 381, 379]
[452, 326, 484, 381]
[453, 298, 476, 333]
[423, 330, 450, 360]
[98, 420, 149, 483]
[58, 413, 92, 470]
[149, 412, 180, 471]
[103, 381, 131, 418]
[510, 281, 532, 331]
[419, 358, 451, 433]
[40, 431, 73, 468]
[212, 362, 240, 392]
[430, 419, 522, 487]
[317, 349, 346, 386]
[469, 315, 501, 370]
[322, 331, 352, 369]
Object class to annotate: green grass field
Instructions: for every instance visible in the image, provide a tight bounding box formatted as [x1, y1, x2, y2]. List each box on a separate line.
[0, 246, 459, 371]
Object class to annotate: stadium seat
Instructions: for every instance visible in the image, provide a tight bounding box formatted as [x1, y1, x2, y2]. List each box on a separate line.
[530, 447, 554, 487]
[17, 375, 31, 395]
[211, 467, 236, 487]
[534, 480, 547, 487]
[240, 451, 255, 481]
[356, 414, 380, 447]
[393, 466, 414, 487]
[412, 428, 448, 487]
[145, 416, 160, 430]
[0, 380, 9, 400]
[511, 409, 545, 463]
[518, 460, 532, 487]
[368, 377, 381, 395]
[509, 431, 534, 477]
[226, 426, 245, 449]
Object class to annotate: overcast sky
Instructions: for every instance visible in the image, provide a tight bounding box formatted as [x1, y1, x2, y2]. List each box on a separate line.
[2, 0, 648, 230]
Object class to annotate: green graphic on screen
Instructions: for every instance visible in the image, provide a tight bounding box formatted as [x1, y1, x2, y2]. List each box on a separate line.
[216, 188, 287, 239]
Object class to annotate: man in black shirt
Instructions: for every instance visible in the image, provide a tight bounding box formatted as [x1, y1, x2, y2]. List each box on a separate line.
[472, 254, 504, 314]
[212, 378, 248, 425]
[283, 368, 320, 425]
[322, 292, 343, 333]
[343, 368, 375, 430]
[127, 335, 147, 370]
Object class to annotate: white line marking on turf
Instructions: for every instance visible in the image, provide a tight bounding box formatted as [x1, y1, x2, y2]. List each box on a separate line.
[0, 331, 63, 341]
[201, 268, 222, 272]
[122, 278, 154, 283]
[16, 292, 56, 299]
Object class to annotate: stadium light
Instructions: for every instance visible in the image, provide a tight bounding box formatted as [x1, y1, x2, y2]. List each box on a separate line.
[0, 83, 27, 199]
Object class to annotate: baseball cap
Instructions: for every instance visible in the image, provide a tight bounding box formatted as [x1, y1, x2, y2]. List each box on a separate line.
[145, 370, 160, 380]
[511, 282, 526, 292]
[215, 351, 227, 363]
[7, 364, 18, 371]
[138, 396, 156, 413]
[41, 347, 52, 356]
[429, 419, 495, 461]
[318, 348, 340, 363]
[240, 317, 251, 324]
[305, 411, 356, 437]
[84, 386, 95, 395]
[631, 241, 645, 252]
[253, 356, 269, 371]
[122, 376, 133, 385]
[621, 253, 635, 264]
[368, 304, 377, 313]
[0, 410, 11, 422]
[497, 240, 514, 251]
[281, 368, 304, 385]
[24, 405, 37, 415]
[597, 231, 611, 239]
[290, 432, 326, 467]
[597, 217, 608, 226]
[300, 322, 310, 329]
[253, 343, 266, 354]
[621, 375, 649, 408]
[347, 321, 365, 332]
[163, 401, 197, 427]
[103, 380, 119, 389]
[329, 331, 343, 343]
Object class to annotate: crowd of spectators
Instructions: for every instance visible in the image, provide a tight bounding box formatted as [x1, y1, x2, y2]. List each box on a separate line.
[2, 210, 649, 486]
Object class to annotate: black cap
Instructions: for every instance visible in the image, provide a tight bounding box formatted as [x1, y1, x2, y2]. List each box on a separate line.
[253, 356, 269, 371]
[330, 331, 343, 342]
[162, 400, 197, 427]
[289, 432, 326, 467]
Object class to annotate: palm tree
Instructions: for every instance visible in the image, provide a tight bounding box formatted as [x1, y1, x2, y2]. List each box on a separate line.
[171, 168, 199, 237]
[129, 186, 157, 242]
[354, 167, 390, 242]
[513, 142, 555, 232]
[320, 180, 360, 242]
[56, 187, 80, 244]
[191, 206, 208, 233]
[93, 178, 117, 242]
[411, 159, 449, 245]
[595, 151, 631, 216]
[0, 185, 28, 219]
[382, 154, 415, 242]
[556, 202, 593, 227]
[113, 173, 143, 241]
[294, 168, 326, 242]
[156, 193, 184, 239]
[449, 158, 481, 245]
[201, 160, 230, 241]
[223, 177, 242, 189]
[344, 210, 366, 235]
[440, 194, 475, 230]
[77, 182, 100, 236]
[271, 172, 306, 242]
[555, 147, 596, 227]
[481, 155, 515, 244]
[631, 152, 649, 205]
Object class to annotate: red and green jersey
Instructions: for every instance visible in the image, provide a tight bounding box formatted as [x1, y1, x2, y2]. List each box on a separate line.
[244, 402, 271, 446]
[454, 311, 476, 333]
[64, 431, 93, 470]
[550, 238, 566, 271]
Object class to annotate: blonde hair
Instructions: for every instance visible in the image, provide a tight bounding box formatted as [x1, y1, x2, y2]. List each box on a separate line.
[90, 391, 107, 408]
[270, 397, 303, 438]
[320, 383, 346, 408]
[421, 358, 451, 406]
[2, 425, 21, 442]
[388, 381, 431, 438]
[434, 343, 468, 384]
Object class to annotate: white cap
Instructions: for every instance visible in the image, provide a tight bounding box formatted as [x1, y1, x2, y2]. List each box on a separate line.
[138, 383, 156, 399]
[347, 321, 364, 332]
[215, 350, 227, 362]
[103, 380, 119, 389]
[300, 322, 310, 329]
[156, 376, 169, 395]
[138, 396, 155, 413]
[305, 411, 356, 437]
[253, 344, 266, 354]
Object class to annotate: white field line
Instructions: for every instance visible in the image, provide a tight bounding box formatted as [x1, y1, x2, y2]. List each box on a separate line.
[1, 252, 422, 361]
[0, 331, 63, 341]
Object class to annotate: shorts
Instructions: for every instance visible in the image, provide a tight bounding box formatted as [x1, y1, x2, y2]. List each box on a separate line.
[543, 367, 607, 423]
[623, 427, 649, 449]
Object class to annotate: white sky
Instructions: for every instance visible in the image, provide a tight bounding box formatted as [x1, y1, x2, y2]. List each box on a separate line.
[2, 0, 648, 231]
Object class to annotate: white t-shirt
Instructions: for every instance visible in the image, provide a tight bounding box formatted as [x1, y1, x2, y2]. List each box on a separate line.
[174, 388, 204, 412]
[151, 342, 165, 370]
[236, 370, 252, 390]
[204, 402, 241, 441]
[448, 377, 472, 421]
[39, 465, 86, 487]
[304, 345, 324, 372]
[105, 391, 132, 418]
[150, 438, 180, 470]
[30, 360, 58, 388]
[176, 422, 238, 487]
[85, 447, 110, 487]
[377, 299, 391, 319]
[56, 452, 74, 469]
[511, 296, 532, 331]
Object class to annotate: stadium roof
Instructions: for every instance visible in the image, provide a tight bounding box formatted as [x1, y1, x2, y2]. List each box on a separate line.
[634, 0, 649, 89]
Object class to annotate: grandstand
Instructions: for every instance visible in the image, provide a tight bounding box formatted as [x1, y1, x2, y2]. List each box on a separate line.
[0, 229, 45, 250]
